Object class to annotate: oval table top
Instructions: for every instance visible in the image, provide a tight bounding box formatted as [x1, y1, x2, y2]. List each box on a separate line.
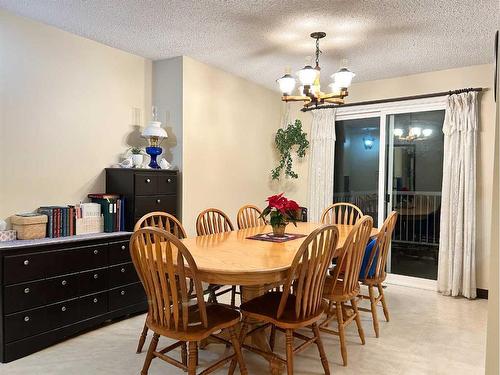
[180, 222, 378, 286]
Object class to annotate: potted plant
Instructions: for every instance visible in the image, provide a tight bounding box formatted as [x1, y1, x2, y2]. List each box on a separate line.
[260, 193, 300, 237]
[130, 147, 145, 168]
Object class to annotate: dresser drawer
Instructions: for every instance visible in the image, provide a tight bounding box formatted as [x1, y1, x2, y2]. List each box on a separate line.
[46, 299, 80, 331]
[135, 195, 176, 218]
[4, 252, 51, 285]
[4, 280, 48, 314]
[79, 291, 108, 320]
[108, 240, 131, 265]
[135, 173, 159, 195]
[157, 174, 177, 194]
[78, 268, 108, 295]
[5, 305, 49, 343]
[108, 283, 146, 311]
[44, 273, 80, 303]
[66, 245, 108, 273]
[108, 263, 139, 288]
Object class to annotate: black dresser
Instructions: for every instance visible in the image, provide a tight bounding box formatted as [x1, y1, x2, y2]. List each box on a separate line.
[106, 168, 179, 231]
[0, 232, 146, 362]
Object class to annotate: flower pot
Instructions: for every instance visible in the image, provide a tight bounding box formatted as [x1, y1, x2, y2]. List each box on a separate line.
[132, 154, 144, 168]
[272, 223, 287, 237]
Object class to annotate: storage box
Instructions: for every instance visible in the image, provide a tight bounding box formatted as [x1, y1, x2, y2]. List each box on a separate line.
[0, 230, 16, 242]
[11, 214, 48, 240]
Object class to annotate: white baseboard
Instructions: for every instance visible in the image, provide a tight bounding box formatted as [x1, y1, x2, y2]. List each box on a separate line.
[385, 273, 437, 291]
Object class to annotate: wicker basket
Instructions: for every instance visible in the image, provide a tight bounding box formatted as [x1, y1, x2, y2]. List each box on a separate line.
[11, 214, 48, 240]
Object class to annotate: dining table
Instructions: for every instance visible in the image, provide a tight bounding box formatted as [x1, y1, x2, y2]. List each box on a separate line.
[178, 221, 379, 373]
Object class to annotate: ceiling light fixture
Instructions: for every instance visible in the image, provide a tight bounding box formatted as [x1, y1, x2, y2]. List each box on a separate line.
[277, 32, 355, 108]
[393, 127, 433, 142]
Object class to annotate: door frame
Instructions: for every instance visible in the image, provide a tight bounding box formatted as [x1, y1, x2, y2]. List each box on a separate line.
[335, 96, 447, 286]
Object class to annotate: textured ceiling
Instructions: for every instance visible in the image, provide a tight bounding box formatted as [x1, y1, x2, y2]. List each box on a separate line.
[1, 1, 498, 90]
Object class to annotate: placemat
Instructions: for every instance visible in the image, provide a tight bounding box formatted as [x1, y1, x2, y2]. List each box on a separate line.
[246, 232, 307, 243]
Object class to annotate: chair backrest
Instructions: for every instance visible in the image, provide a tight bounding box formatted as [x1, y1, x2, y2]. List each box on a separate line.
[363, 211, 398, 281]
[237, 204, 266, 229]
[277, 225, 339, 320]
[134, 212, 187, 239]
[196, 208, 234, 236]
[328, 215, 373, 297]
[130, 227, 208, 331]
[321, 203, 363, 225]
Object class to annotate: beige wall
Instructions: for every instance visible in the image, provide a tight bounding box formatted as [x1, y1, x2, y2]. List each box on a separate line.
[181, 56, 282, 235]
[0, 10, 152, 223]
[288, 64, 496, 289]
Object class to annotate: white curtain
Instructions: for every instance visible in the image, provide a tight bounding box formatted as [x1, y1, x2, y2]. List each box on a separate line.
[307, 108, 336, 222]
[438, 92, 478, 299]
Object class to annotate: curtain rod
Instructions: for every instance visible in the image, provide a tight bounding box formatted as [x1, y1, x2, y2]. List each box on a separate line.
[301, 87, 483, 112]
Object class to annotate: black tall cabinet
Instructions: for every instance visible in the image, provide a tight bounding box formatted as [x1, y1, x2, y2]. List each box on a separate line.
[105, 168, 179, 231]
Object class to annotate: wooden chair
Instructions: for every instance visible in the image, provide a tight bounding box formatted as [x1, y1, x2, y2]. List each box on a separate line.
[133, 212, 188, 354]
[196, 208, 238, 306]
[321, 203, 363, 225]
[358, 211, 398, 337]
[229, 225, 340, 375]
[130, 227, 247, 375]
[237, 204, 266, 229]
[320, 215, 373, 366]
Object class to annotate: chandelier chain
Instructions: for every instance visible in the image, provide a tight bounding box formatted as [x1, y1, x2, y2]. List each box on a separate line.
[315, 37, 322, 68]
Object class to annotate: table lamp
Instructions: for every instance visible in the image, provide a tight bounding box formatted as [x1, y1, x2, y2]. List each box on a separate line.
[141, 107, 168, 169]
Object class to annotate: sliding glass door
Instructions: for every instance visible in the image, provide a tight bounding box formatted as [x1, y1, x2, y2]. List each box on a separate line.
[334, 117, 380, 226]
[386, 110, 445, 280]
[334, 102, 445, 281]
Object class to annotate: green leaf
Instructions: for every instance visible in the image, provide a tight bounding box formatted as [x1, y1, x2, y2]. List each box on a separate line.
[271, 119, 309, 180]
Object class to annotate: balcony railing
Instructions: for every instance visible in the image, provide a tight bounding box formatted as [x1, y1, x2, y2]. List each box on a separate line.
[333, 191, 441, 246]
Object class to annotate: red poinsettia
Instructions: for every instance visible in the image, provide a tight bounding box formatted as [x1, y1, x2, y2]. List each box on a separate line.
[261, 193, 301, 227]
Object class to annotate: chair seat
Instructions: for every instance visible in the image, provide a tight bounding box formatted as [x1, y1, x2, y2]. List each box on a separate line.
[323, 276, 359, 302]
[361, 275, 385, 286]
[147, 304, 240, 341]
[240, 292, 323, 329]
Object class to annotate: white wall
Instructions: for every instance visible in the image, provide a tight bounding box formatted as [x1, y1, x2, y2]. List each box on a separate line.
[181, 56, 283, 235]
[0, 10, 152, 223]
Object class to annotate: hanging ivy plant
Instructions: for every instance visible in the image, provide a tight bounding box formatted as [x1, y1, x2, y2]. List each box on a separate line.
[271, 119, 309, 180]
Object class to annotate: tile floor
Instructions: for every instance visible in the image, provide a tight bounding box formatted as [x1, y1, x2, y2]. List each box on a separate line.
[0, 284, 487, 375]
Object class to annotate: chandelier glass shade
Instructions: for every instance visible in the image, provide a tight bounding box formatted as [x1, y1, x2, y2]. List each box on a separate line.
[277, 32, 355, 108]
[394, 127, 433, 141]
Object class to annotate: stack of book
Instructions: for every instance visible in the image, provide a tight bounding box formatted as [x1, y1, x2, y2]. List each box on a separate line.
[88, 194, 125, 233]
[38, 205, 79, 238]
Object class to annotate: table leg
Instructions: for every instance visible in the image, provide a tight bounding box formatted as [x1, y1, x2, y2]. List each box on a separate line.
[241, 284, 284, 374]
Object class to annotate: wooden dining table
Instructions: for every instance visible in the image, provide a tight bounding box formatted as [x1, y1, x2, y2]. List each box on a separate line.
[179, 222, 379, 373]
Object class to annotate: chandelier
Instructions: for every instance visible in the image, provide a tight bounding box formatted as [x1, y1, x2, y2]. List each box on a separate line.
[393, 127, 433, 142]
[277, 32, 355, 108]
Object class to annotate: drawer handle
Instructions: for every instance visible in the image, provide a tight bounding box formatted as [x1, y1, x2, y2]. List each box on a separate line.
[167, 178, 172, 183]
[24, 287, 30, 294]
[24, 316, 30, 322]
[61, 280, 67, 286]
[23, 260, 29, 266]
[93, 249, 99, 255]
[156, 199, 161, 204]
[120, 268, 126, 273]
[121, 245, 126, 250]
[93, 274, 99, 279]
[146, 178, 151, 183]
[93, 298, 98, 303]
[120, 290, 126, 296]
[61, 306, 66, 312]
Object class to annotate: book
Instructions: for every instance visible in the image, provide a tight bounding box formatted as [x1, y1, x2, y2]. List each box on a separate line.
[89, 196, 116, 233]
[120, 199, 125, 231]
[38, 207, 53, 238]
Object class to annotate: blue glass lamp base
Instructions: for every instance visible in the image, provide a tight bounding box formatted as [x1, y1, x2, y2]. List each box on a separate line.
[146, 146, 162, 169]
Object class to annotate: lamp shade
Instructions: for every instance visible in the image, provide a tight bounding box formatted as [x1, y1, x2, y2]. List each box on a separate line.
[410, 127, 422, 137]
[277, 74, 296, 95]
[422, 128, 433, 137]
[393, 128, 404, 137]
[328, 82, 342, 95]
[142, 121, 168, 139]
[297, 65, 317, 86]
[331, 67, 355, 88]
